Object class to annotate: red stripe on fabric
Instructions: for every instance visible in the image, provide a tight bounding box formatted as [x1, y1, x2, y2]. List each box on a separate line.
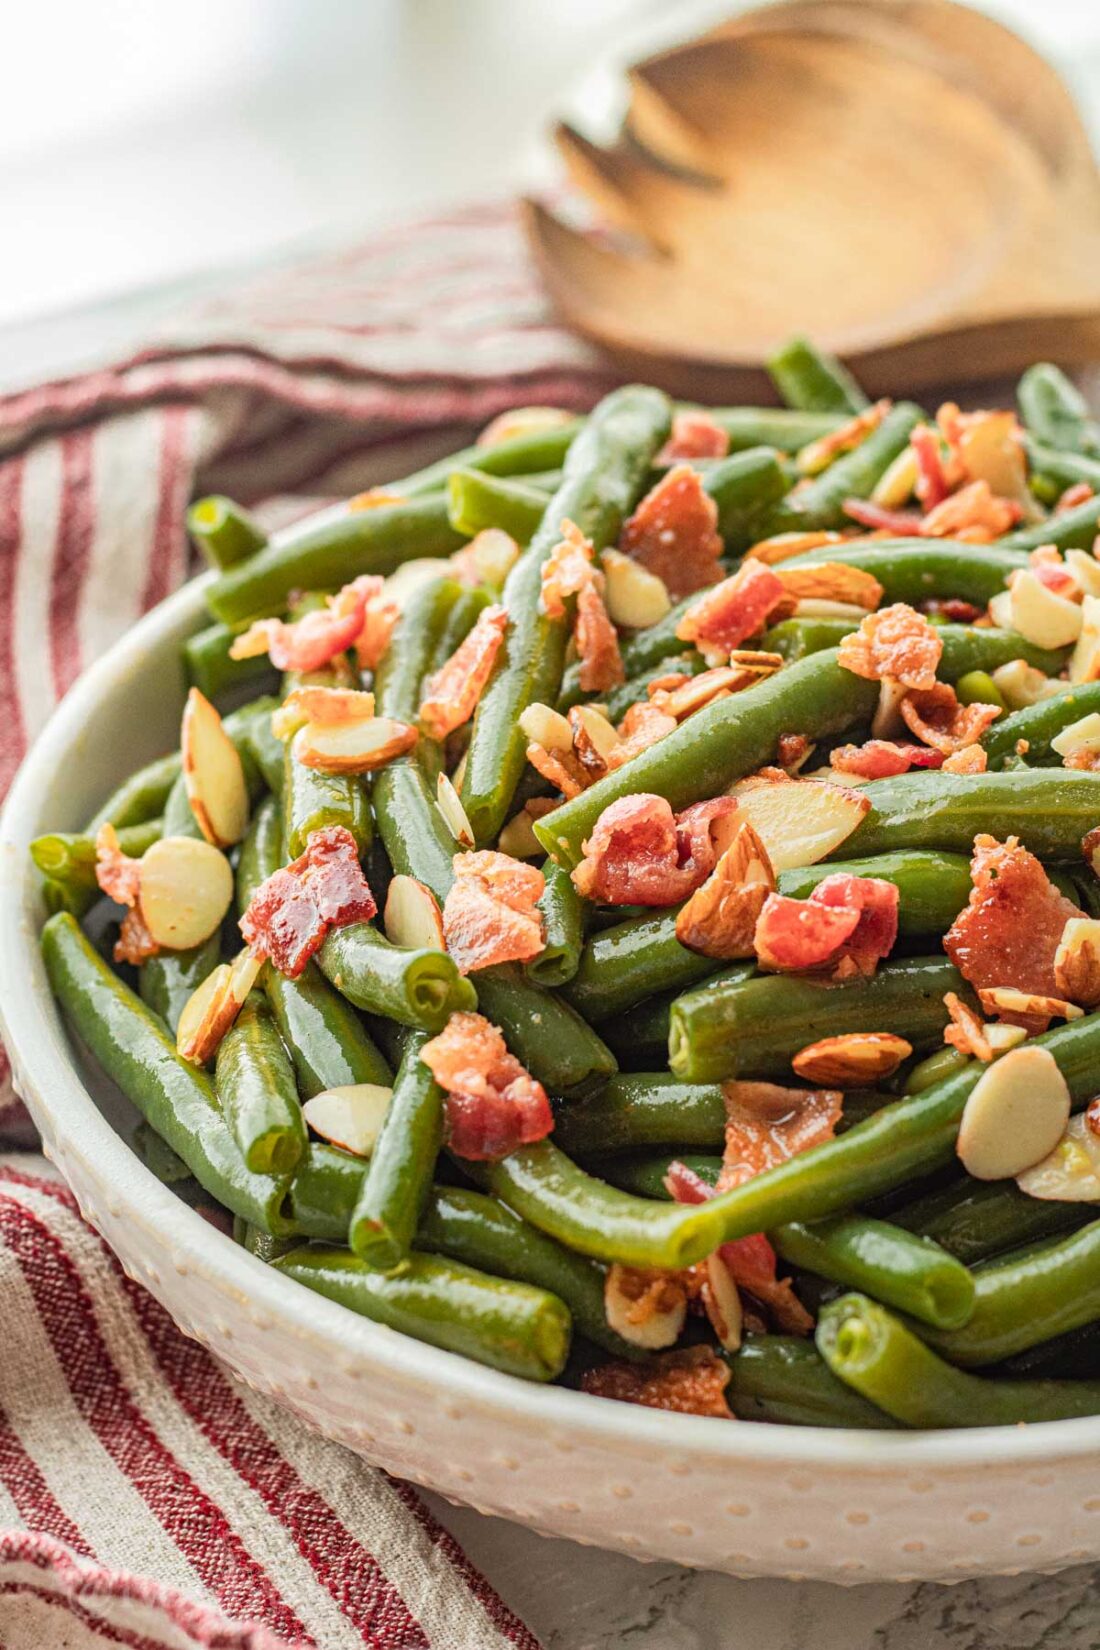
[49, 427, 96, 700]
[0, 452, 27, 798]
[142, 405, 191, 613]
[0, 1405, 94, 1557]
[0, 1193, 312, 1645]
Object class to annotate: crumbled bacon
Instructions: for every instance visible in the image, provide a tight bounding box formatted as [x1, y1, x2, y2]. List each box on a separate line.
[525, 738, 589, 798]
[95, 823, 143, 907]
[920, 597, 982, 624]
[910, 424, 949, 508]
[419, 1010, 553, 1161]
[842, 499, 924, 534]
[441, 851, 545, 974]
[754, 874, 898, 975]
[356, 597, 400, 671]
[675, 560, 785, 658]
[540, 520, 597, 619]
[581, 1345, 733, 1419]
[921, 480, 1022, 542]
[1058, 481, 1094, 513]
[419, 604, 508, 742]
[572, 793, 737, 906]
[230, 575, 384, 674]
[606, 702, 677, 768]
[575, 580, 624, 693]
[657, 411, 730, 463]
[798, 401, 891, 474]
[899, 682, 1000, 753]
[619, 466, 724, 597]
[944, 835, 1080, 1030]
[837, 602, 942, 691]
[240, 825, 376, 978]
[942, 744, 988, 774]
[830, 739, 944, 779]
[115, 906, 160, 966]
[777, 733, 812, 770]
[809, 873, 900, 975]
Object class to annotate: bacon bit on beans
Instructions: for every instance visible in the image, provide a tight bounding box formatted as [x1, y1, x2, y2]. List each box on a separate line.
[754, 874, 898, 975]
[942, 744, 988, 774]
[619, 465, 724, 597]
[797, 401, 891, 475]
[842, 499, 924, 534]
[776, 733, 812, 770]
[95, 823, 143, 907]
[230, 575, 385, 673]
[419, 604, 508, 742]
[921, 480, 1022, 543]
[675, 560, 785, 658]
[944, 835, 1080, 1030]
[837, 602, 942, 691]
[580, 1345, 733, 1418]
[910, 423, 950, 508]
[919, 597, 982, 624]
[441, 851, 545, 974]
[356, 596, 400, 671]
[899, 681, 1001, 753]
[115, 907, 160, 966]
[830, 739, 944, 779]
[575, 580, 624, 692]
[657, 410, 730, 463]
[419, 1010, 553, 1161]
[572, 793, 737, 906]
[1058, 481, 1094, 513]
[240, 825, 376, 978]
[811, 873, 899, 975]
[606, 702, 678, 768]
[540, 519, 598, 619]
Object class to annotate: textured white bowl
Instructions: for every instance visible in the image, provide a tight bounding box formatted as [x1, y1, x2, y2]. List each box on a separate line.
[2, 568, 1099, 1585]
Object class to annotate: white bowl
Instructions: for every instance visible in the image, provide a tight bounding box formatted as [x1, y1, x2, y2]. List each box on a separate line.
[2, 567, 1098, 1585]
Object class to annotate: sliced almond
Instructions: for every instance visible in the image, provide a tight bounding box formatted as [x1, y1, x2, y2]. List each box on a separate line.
[177, 949, 261, 1065]
[871, 677, 908, 739]
[943, 991, 992, 1062]
[774, 562, 883, 611]
[977, 986, 1083, 1022]
[1009, 570, 1083, 649]
[1016, 1110, 1100, 1203]
[729, 775, 869, 871]
[791, 599, 873, 621]
[437, 772, 475, 847]
[601, 548, 671, 629]
[450, 751, 468, 794]
[985, 1022, 1028, 1055]
[1065, 549, 1100, 600]
[498, 809, 543, 859]
[603, 1264, 687, 1351]
[273, 685, 376, 741]
[957, 1044, 1071, 1180]
[518, 702, 573, 752]
[181, 688, 250, 848]
[302, 1083, 393, 1157]
[700, 1253, 743, 1353]
[293, 715, 417, 775]
[986, 590, 1015, 631]
[991, 659, 1062, 709]
[870, 444, 918, 508]
[477, 406, 574, 447]
[675, 818, 776, 959]
[1054, 916, 1100, 1008]
[384, 875, 445, 951]
[1051, 712, 1100, 765]
[791, 1032, 911, 1086]
[1070, 594, 1100, 684]
[570, 704, 619, 764]
[139, 837, 233, 950]
[466, 529, 520, 589]
[744, 529, 848, 566]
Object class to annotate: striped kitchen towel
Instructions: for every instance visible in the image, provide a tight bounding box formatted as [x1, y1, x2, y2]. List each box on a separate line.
[0, 200, 611, 1647]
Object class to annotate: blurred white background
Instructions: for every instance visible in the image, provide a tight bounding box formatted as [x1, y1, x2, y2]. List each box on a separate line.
[4, 0, 1100, 381]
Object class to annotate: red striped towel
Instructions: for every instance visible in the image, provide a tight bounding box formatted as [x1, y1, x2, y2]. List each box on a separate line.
[0, 201, 610, 1646]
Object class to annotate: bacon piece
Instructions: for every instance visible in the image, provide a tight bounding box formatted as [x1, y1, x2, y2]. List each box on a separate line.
[95, 823, 143, 907]
[776, 733, 812, 770]
[419, 604, 508, 742]
[1058, 481, 1094, 513]
[575, 580, 624, 693]
[230, 575, 384, 674]
[441, 851, 545, 974]
[355, 596, 400, 671]
[944, 835, 1080, 1030]
[419, 1010, 553, 1161]
[540, 519, 597, 619]
[910, 424, 949, 508]
[842, 499, 924, 534]
[657, 411, 730, 463]
[572, 793, 737, 906]
[675, 560, 785, 658]
[942, 744, 988, 774]
[799, 402, 891, 474]
[899, 682, 1000, 754]
[115, 906, 160, 966]
[581, 1345, 732, 1418]
[837, 602, 942, 691]
[809, 873, 900, 975]
[619, 466, 724, 597]
[607, 702, 677, 769]
[830, 739, 943, 779]
[754, 874, 898, 975]
[240, 825, 376, 978]
[921, 480, 1022, 542]
[920, 597, 982, 624]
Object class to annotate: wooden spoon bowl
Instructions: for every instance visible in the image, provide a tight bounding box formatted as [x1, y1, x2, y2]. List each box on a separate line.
[525, 0, 1100, 397]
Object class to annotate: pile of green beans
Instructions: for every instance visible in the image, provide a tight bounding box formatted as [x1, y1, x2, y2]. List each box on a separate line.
[36, 346, 1100, 1423]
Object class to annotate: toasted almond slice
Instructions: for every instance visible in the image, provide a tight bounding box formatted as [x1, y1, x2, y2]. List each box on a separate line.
[791, 1032, 911, 1086]
[437, 772, 475, 847]
[728, 649, 785, 673]
[729, 775, 869, 871]
[1065, 549, 1100, 599]
[518, 702, 573, 752]
[1054, 916, 1100, 1008]
[943, 991, 992, 1062]
[977, 986, 1083, 1022]
[139, 837, 233, 950]
[384, 875, 445, 951]
[382, 558, 456, 608]
[791, 599, 873, 621]
[986, 590, 1014, 631]
[1052, 712, 1100, 764]
[302, 1083, 393, 1157]
[870, 677, 908, 739]
[870, 444, 918, 508]
[477, 406, 574, 447]
[1070, 594, 1100, 684]
[604, 1264, 687, 1351]
[498, 809, 543, 859]
[176, 949, 261, 1065]
[1009, 570, 1083, 649]
[466, 529, 520, 589]
[1016, 1110, 1100, 1202]
[570, 704, 620, 763]
[293, 715, 417, 775]
[675, 818, 776, 959]
[348, 487, 405, 511]
[957, 1045, 1071, 1180]
[774, 562, 884, 611]
[985, 1022, 1028, 1055]
[700, 1253, 743, 1353]
[273, 685, 376, 741]
[601, 548, 671, 629]
[181, 688, 250, 848]
[991, 659, 1062, 709]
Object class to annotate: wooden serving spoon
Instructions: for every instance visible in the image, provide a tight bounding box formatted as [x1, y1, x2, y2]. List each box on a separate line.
[525, 0, 1100, 398]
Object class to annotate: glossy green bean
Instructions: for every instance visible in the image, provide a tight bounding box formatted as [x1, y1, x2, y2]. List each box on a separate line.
[139, 935, 221, 1034]
[771, 1216, 974, 1329]
[1023, 439, 1100, 494]
[233, 1219, 296, 1264]
[563, 908, 718, 1023]
[349, 1031, 443, 1269]
[779, 851, 972, 934]
[777, 539, 1028, 605]
[283, 745, 372, 858]
[392, 421, 580, 497]
[215, 990, 306, 1175]
[287, 1141, 363, 1240]
[552, 1074, 725, 1157]
[525, 862, 585, 988]
[87, 752, 181, 832]
[982, 683, 1100, 768]
[840, 769, 1100, 862]
[31, 818, 162, 916]
[753, 403, 920, 535]
[187, 495, 267, 570]
[473, 964, 616, 1096]
[447, 469, 549, 543]
[762, 615, 1063, 679]
[722, 1336, 895, 1428]
[767, 337, 869, 415]
[701, 406, 847, 453]
[1004, 493, 1100, 553]
[1019, 363, 1100, 455]
[595, 1151, 721, 1199]
[703, 447, 792, 550]
[318, 921, 476, 1030]
[134, 1120, 193, 1186]
[183, 623, 278, 702]
[890, 1177, 1089, 1265]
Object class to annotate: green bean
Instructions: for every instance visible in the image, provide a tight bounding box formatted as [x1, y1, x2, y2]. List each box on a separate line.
[287, 1141, 363, 1240]
[767, 337, 869, 415]
[139, 935, 221, 1034]
[207, 496, 465, 626]
[595, 1151, 721, 1199]
[525, 862, 585, 988]
[890, 1177, 1089, 1265]
[87, 754, 181, 833]
[817, 1294, 1100, 1425]
[31, 819, 162, 917]
[41, 913, 291, 1235]
[840, 769, 1100, 862]
[553, 1074, 725, 1158]
[700, 406, 848, 453]
[955, 669, 1005, 709]
[778, 851, 972, 936]
[669, 955, 963, 1083]
[703, 447, 792, 550]
[473, 964, 617, 1096]
[1004, 493, 1100, 553]
[283, 745, 372, 858]
[447, 469, 549, 543]
[598, 989, 680, 1070]
[778, 539, 1028, 606]
[722, 1336, 895, 1428]
[187, 495, 268, 570]
[536, 650, 878, 869]
[760, 616, 857, 661]
[318, 921, 476, 1030]
[996, 1321, 1100, 1380]
[392, 421, 580, 497]
[563, 908, 718, 1023]
[982, 683, 1100, 769]
[161, 771, 203, 839]
[761, 616, 1063, 679]
[215, 990, 306, 1175]
[617, 597, 699, 678]
[771, 1216, 974, 1329]
[753, 403, 920, 535]
[272, 1246, 571, 1382]
[233, 1218, 296, 1264]
[1022, 440, 1100, 495]
[903, 1045, 971, 1094]
[1018, 363, 1100, 456]
[461, 384, 671, 843]
[349, 1031, 443, 1270]
[183, 623, 277, 703]
[268, 964, 393, 1096]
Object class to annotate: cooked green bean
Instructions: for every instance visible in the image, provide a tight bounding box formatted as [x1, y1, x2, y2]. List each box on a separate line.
[31, 818, 162, 917]
[349, 1030, 442, 1270]
[87, 752, 181, 832]
[777, 539, 1029, 606]
[982, 683, 1100, 768]
[890, 1176, 1089, 1265]
[319, 921, 475, 1030]
[139, 935, 221, 1034]
[762, 616, 1063, 680]
[183, 623, 278, 703]
[1018, 363, 1100, 457]
[768, 337, 869, 415]
[1004, 492, 1100, 552]
[595, 1151, 721, 1199]
[722, 1336, 895, 1428]
[753, 403, 920, 535]
[840, 769, 1100, 861]
[392, 421, 579, 497]
[553, 1074, 725, 1157]
[525, 862, 585, 988]
[215, 990, 306, 1175]
[703, 447, 792, 550]
[701, 406, 847, 453]
[473, 964, 616, 1097]
[283, 745, 372, 859]
[447, 468, 550, 543]
[187, 495, 268, 570]
[771, 1216, 974, 1329]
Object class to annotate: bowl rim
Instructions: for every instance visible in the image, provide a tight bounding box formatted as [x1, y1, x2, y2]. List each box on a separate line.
[2, 560, 1097, 1475]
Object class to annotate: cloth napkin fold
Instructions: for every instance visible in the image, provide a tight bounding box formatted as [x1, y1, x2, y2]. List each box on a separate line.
[0, 200, 611, 1647]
